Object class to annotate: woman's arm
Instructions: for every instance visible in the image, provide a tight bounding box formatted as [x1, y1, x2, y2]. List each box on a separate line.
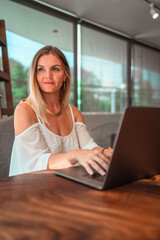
[47, 148, 109, 176]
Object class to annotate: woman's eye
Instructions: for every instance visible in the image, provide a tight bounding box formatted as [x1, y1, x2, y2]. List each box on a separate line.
[52, 67, 59, 71]
[37, 68, 44, 72]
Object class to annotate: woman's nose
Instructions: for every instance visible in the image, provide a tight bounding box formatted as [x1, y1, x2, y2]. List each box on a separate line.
[45, 70, 52, 78]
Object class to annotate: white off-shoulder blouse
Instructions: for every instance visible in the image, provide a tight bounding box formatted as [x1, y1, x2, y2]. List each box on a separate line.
[9, 105, 98, 176]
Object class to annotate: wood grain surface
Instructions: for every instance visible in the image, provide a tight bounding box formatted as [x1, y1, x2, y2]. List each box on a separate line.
[0, 173, 160, 240]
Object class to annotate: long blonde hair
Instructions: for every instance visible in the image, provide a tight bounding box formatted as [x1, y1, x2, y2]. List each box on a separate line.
[26, 45, 71, 125]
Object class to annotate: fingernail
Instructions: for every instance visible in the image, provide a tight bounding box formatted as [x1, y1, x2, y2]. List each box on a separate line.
[100, 170, 105, 176]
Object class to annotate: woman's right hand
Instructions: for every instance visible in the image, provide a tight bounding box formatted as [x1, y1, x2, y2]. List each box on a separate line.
[71, 149, 110, 176]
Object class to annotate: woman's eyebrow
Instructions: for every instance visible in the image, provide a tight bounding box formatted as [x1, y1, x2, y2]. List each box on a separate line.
[37, 64, 44, 67]
[37, 64, 61, 67]
[51, 64, 61, 67]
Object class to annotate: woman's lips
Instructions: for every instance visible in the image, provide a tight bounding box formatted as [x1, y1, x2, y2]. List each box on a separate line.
[44, 82, 54, 84]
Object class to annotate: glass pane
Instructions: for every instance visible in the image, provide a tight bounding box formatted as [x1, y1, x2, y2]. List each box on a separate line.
[0, 0, 74, 108]
[81, 26, 127, 113]
[0, 82, 7, 108]
[131, 44, 160, 107]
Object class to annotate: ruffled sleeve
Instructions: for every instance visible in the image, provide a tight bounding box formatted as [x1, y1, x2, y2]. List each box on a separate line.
[75, 122, 99, 149]
[9, 123, 52, 176]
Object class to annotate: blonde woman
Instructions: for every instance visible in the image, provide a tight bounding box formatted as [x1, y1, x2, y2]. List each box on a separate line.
[9, 46, 112, 176]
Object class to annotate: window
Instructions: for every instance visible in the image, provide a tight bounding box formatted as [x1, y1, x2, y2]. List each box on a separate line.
[1, 0, 160, 113]
[81, 25, 127, 112]
[131, 44, 160, 106]
[0, 0, 74, 108]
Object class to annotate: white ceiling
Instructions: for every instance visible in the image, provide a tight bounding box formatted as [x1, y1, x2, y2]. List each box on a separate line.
[40, 0, 160, 50]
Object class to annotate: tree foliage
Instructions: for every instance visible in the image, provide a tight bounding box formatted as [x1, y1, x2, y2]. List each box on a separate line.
[9, 59, 29, 107]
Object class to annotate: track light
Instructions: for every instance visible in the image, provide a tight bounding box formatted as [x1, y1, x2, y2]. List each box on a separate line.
[150, 3, 159, 19]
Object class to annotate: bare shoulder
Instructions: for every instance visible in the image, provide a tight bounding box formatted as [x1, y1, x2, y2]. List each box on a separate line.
[14, 102, 38, 135]
[70, 105, 85, 123]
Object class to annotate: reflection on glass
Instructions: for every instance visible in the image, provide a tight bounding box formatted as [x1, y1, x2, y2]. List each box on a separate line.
[131, 45, 160, 107]
[81, 26, 127, 113]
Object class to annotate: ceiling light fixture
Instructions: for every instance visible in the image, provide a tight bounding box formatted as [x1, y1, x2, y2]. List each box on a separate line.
[150, 3, 159, 19]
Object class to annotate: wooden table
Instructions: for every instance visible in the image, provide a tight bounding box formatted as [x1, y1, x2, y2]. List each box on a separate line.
[0, 172, 160, 240]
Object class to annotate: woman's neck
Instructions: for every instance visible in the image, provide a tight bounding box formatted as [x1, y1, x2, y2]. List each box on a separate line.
[42, 92, 60, 111]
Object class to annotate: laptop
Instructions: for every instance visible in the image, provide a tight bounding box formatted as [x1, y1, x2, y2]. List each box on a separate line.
[54, 107, 160, 190]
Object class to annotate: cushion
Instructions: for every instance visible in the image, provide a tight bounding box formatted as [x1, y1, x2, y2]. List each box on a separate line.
[0, 116, 14, 177]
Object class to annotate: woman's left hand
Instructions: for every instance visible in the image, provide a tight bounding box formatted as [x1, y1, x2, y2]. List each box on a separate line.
[102, 147, 113, 159]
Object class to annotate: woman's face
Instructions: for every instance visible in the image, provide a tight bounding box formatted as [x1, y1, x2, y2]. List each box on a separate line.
[36, 54, 66, 95]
